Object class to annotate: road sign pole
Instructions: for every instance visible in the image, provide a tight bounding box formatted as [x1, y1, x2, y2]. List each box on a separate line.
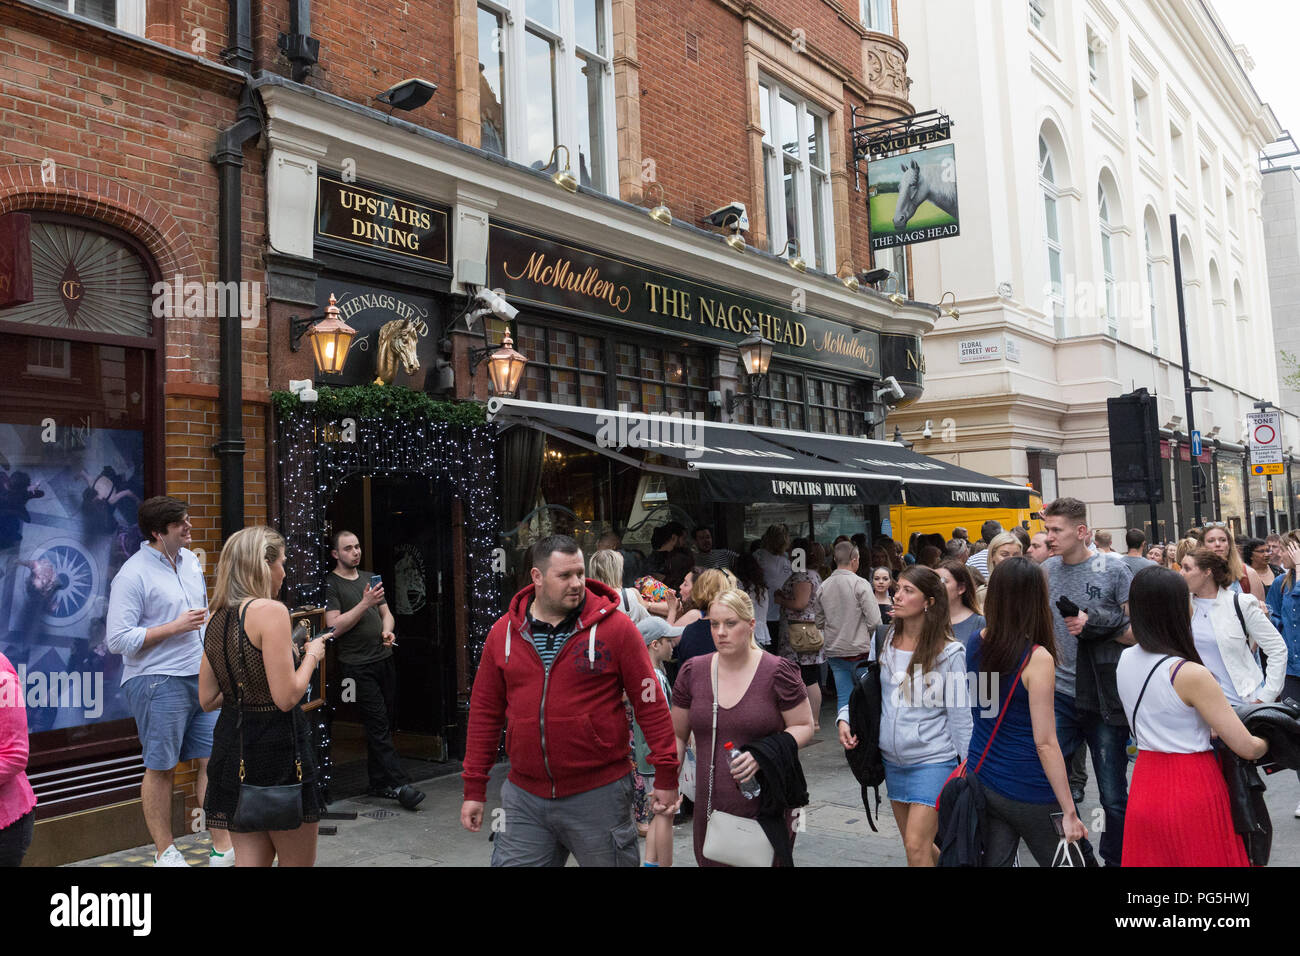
[1268, 478, 1277, 535]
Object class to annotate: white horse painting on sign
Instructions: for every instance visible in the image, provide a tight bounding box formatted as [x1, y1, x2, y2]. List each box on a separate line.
[869, 143, 960, 246]
[892, 157, 958, 230]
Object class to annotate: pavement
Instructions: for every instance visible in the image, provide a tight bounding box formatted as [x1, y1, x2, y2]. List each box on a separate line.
[69, 698, 1300, 867]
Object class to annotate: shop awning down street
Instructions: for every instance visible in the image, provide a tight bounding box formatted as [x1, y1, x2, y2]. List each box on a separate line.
[486, 398, 1032, 509]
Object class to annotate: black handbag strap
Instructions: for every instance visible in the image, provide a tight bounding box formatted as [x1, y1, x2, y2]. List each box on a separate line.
[1233, 592, 1249, 644]
[1128, 654, 1173, 742]
[224, 600, 301, 783]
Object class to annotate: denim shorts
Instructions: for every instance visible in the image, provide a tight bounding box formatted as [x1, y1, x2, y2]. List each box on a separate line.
[122, 674, 217, 770]
[883, 757, 959, 807]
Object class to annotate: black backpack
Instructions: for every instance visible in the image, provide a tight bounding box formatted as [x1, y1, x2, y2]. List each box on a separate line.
[844, 627, 889, 830]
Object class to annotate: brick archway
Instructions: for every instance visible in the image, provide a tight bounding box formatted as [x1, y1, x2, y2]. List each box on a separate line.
[0, 164, 209, 375]
[0, 164, 205, 282]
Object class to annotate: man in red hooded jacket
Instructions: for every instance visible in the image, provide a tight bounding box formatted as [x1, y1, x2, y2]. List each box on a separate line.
[461, 535, 679, 865]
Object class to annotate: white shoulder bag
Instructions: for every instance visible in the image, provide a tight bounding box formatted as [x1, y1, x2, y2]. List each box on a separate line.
[700, 653, 776, 868]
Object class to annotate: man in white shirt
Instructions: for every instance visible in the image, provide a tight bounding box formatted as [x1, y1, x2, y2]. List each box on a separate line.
[106, 496, 233, 867]
[964, 519, 1004, 576]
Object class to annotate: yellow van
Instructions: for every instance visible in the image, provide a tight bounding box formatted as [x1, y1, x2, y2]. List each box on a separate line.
[887, 492, 1044, 550]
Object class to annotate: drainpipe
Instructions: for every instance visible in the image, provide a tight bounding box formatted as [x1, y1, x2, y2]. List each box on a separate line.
[211, 86, 263, 539]
[222, 0, 254, 73]
[278, 0, 321, 83]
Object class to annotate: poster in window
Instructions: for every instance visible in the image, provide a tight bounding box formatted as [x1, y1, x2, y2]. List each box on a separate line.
[0, 422, 144, 731]
[868, 144, 960, 250]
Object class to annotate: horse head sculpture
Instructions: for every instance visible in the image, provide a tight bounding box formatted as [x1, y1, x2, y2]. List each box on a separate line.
[374, 317, 427, 384]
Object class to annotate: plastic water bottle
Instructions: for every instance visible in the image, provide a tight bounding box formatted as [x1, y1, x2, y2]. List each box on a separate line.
[724, 741, 761, 799]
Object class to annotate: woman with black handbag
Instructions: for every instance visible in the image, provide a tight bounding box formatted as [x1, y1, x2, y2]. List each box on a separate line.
[1118, 567, 1267, 866]
[965, 557, 1086, 866]
[199, 527, 326, 866]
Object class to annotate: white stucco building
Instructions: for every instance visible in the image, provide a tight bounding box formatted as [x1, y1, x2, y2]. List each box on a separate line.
[894, 0, 1299, 539]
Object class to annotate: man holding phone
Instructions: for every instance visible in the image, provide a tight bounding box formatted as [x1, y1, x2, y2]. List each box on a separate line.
[325, 530, 424, 810]
[1041, 497, 1133, 867]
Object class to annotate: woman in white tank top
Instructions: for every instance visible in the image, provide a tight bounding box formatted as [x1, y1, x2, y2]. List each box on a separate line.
[1117, 566, 1267, 867]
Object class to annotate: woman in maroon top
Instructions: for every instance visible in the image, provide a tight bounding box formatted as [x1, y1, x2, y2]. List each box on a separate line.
[671, 588, 814, 866]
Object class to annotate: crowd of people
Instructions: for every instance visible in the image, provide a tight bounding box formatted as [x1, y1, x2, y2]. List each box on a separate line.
[458, 502, 1300, 868]
[5, 493, 1298, 868]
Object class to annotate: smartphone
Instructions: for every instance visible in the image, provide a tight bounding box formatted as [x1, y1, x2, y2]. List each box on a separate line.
[317, 627, 335, 643]
[1050, 810, 1065, 837]
[369, 574, 383, 591]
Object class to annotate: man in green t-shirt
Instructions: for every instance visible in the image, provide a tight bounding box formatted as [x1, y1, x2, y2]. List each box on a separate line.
[325, 530, 424, 810]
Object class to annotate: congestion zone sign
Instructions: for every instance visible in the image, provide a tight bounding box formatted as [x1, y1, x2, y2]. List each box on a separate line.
[1248, 410, 1283, 474]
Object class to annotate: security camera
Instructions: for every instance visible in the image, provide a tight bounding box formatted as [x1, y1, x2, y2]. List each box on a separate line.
[287, 379, 318, 403]
[922, 420, 933, 439]
[875, 375, 906, 404]
[704, 203, 749, 230]
[475, 287, 519, 322]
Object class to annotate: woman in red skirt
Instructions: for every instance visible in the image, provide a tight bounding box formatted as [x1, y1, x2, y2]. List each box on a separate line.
[1117, 567, 1268, 867]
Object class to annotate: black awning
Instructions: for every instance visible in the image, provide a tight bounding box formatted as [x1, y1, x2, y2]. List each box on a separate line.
[485, 399, 1030, 509]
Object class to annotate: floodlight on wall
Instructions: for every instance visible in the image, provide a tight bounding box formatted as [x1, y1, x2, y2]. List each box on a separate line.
[938, 291, 960, 320]
[723, 214, 746, 253]
[837, 261, 860, 291]
[545, 145, 579, 193]
[785, 238, 807, 273]
[374, 78, 437, 111]
[885, 272, 906, 305]
[646, 182, 672, 225]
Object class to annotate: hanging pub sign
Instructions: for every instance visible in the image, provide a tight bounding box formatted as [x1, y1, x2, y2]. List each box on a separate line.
[312, 278, 440, 389]
[488, 222, 882, 377]
[316, 173, 450, 268]
[868, 143, 960, 250]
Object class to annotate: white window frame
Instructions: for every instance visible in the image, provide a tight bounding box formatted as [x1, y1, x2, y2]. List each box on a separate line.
[1098, 184, 1117, 337]
[479, 0, 618, 196]
[759, 78, 836, 274]
[1040, 136, 1066, 337]
[1029, 0, 1047, 32]
[1170, 123, 1187, 180]
[860, 0, 892, 33]
[1145, 227, 1160, 355]
[37, 0, 144, 35]
[1132, 81, 1151, 142]
[1086, 26, 1109, 99]
[25, 338, 72, 379]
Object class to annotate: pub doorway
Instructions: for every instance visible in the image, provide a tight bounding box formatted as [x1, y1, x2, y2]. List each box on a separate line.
[324, 474, 458, 797]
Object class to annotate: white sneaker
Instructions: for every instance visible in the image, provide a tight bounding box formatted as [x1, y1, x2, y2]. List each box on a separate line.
[209, 846, 236, 867]
[1294, 800, 1300, 819]
[154, 844, 192, 867]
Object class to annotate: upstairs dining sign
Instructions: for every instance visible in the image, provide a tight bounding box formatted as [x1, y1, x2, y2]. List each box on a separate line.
[487, 222, 882, 377]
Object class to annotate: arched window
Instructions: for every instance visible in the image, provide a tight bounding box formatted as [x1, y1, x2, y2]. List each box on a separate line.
[1143, 206, 1162, 355]
[1208, 259, 1224, 382]
[1178, 234, 1197, 367]
[1098, 182, 1117, 337]
[1040, 135, 1065, 336]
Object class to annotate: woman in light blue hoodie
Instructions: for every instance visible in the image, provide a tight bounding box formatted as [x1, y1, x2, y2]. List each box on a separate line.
[878, 565, 972, 867]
